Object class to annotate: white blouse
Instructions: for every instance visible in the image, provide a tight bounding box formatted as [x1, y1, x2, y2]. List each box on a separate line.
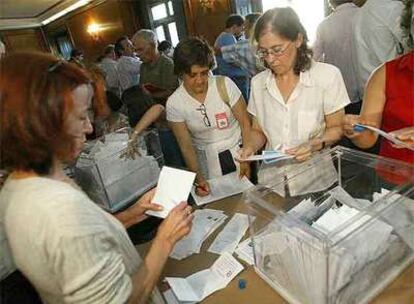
[248, 61, 350, 195]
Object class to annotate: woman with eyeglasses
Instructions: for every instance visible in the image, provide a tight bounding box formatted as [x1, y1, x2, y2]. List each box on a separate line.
[166, 38, 251, 196]
[0, 52, 193, 304]
[239, 7, 350, 194]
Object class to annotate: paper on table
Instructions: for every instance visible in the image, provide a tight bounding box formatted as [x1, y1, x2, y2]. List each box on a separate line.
[355, 124, 414, 151]
[191, 172, 254, 206]
[166, 252, 244, 302]
[208, 213, 250, 255]
[162, 289, 196, 304]
[170, 209, 228, 260]
[146, 166, 196, 218]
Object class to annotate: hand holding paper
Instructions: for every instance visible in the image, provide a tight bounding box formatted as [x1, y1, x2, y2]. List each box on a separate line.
[146, 166, 196, 218]
[354, 124, 414, 151]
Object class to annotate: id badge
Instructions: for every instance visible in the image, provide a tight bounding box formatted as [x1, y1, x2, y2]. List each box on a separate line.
[215, 112, 229, 129]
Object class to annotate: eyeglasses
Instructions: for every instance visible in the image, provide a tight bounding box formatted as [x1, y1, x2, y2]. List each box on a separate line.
[256, 42, 292, 59]
[196, 103, 211, 127]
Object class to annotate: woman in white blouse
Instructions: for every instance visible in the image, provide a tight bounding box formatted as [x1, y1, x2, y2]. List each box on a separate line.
[240, 7, 350, 194]
[167, 38, 251, 196]
[0, 52, 192, 304]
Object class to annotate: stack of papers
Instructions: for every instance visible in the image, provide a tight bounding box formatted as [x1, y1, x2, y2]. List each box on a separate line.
[170, 209, 228, 260]
[208, 213, 250, 254]
[191, 172, 254, 206]
[146, 166, 196, 218]
[166, 253, 244, 302]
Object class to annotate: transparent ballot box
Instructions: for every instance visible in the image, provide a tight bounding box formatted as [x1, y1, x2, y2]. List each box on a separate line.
[75, 128, 164, 213]
[243, 146, 414, 304]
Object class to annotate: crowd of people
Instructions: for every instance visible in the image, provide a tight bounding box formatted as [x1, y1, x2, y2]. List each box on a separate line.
[0, 0, 413, 303]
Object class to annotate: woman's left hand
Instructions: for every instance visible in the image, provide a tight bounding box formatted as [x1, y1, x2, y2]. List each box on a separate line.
[115, 188, 163, 228]
[389, 127, 414, 149]
[286, 144, 311, 162]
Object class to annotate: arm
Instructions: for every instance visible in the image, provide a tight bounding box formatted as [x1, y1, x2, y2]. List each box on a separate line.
[231, 97, 252, 177]
[231, 97, 251, 147]
[128, 202, 193, 304]
[130, 104, 164, 140]
[343, 65, 386, 149]
[169, 121, 210, 195]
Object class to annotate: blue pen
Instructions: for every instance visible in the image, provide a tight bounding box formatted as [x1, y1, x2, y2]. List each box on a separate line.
[353, 124, 366, 132]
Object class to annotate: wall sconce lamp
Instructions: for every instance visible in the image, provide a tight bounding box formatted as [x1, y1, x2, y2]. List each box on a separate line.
[199, 0, 214, 10]
[87, 22, 102, 42]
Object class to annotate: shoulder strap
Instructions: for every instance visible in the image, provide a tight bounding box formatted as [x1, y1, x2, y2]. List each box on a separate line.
[216, 76, 231, 109]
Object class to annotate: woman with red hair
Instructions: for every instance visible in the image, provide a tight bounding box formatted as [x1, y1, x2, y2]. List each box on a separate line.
[0, 52, 192, 304]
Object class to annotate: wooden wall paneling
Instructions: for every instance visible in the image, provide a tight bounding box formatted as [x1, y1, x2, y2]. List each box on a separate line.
[0, 28, 49, 53]
[183, 0, 233, 46]
[44, 0, 141, 63]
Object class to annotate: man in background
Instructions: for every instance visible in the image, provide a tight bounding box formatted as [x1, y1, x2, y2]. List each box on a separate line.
[313, 0, 360, 113]
[353, 0, 405, 98]
[214, 14, 250, 100]
[98, 44, 121, 97]
[218, 12, 264, 101]
[115, 36, 141, 94]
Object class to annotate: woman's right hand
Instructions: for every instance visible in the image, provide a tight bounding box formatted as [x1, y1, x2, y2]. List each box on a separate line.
[155, 202, 193, 253]
[343, 115, 378, 139]
[195, 179, 211, 197]
[237, 146, 255, 161]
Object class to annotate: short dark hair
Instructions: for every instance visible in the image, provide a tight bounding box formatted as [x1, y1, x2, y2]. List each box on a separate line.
[245, 13, 261, 26]
[173, 37, 215, 76]
[158, 40, 172, 52]
[0, 52, 92, 175]
[253, 7, 313, 75]
[103, 44, 115, 56]
[70, 48, 83, 58]
[115, 36, 129, 57]
[225, 14, 244, 28]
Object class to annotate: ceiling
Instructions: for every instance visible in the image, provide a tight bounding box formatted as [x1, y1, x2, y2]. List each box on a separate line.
[0, 0, 91, 30]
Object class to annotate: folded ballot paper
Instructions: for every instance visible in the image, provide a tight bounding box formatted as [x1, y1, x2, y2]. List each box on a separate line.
[146, 166, 196, 218]
[166, 253, 243, 302]
[354, 124, 414, 151]
[170, 209, 228, 260]
[236, 150, 293, 163]
[208, 213, 250, 255]
[191, 172, 254, 206]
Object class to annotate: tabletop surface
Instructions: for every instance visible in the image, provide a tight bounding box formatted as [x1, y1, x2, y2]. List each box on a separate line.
[136, 194, 414, 304]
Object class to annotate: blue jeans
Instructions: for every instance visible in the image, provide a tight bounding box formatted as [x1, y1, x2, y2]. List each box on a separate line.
[231, 76, 250, 102]
[158, 128, 186, 168]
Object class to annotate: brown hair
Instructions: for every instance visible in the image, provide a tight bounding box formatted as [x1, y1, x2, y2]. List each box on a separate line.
[0, 52, 92, 175]
[253, 7, 313, 75]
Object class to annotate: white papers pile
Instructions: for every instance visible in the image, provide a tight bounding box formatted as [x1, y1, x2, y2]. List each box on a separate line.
[208, 213, 250, 254]
[147, 167, 196, 218]
[191, 172, 254, 206]
[170, 209, 228, 260]
[166, 253, 243, 303]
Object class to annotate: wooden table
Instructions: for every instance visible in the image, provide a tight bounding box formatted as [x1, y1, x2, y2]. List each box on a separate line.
[136, 194, 414, 303]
